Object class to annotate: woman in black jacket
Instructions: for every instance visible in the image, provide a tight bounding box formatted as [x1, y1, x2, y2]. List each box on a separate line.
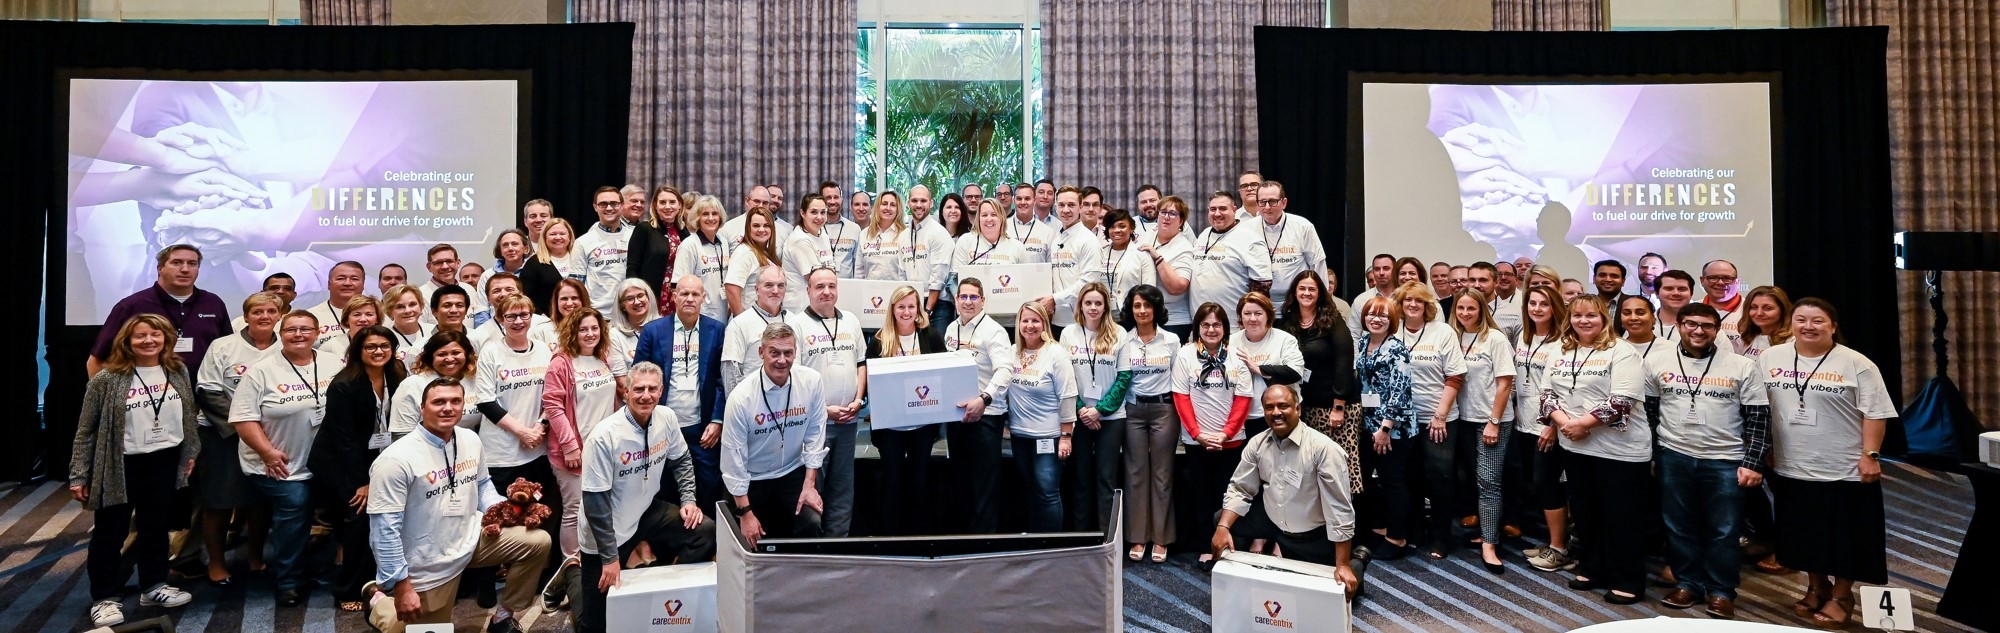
[863, 285, 950, 535]
[310, 325, 406, 612]
[1276, 271, 1362, 493]
[626, 184, 687, 300]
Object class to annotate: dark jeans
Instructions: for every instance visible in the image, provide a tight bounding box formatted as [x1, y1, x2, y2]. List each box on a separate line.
[1360, 435, 1421, 541]
[816, 422, 858, 537]
[1658, 448, 1743, 600]
[872, 424, 940, 536]
[89, 449, 179, 599]
[929, 297, 957, 342]
[1221, 503, 1337, 566]
[249, 475, 313, 592]
[1175, 443, 1243, 549]
[746, 466, 822, 538]
[1567, 452, 1650, 595]
[573, 498, 718, 633]
[1064, 414, 1125, 532]
[949, 414, 1006, 533]
[1506, 429, 1568, 521]
[1011, 436, 1066, 533]
[679, 423, 724, 517]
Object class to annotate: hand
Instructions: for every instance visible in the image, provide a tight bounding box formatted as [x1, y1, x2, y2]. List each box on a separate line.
[1537, 426, 1558, 452]
[1210, 525, 1235, 560]
[69, 485, 88, 503]
[1429, 418, 1448, 443]
[680, 503, 705, 529]
[1560, 420, 1591, 441]
[508, 420, 544, 450]
[349, 485, 369, 511]
[959, 397, 986, 422]
[1079, 408, 1101, 430]
[700, 423, 721, 449]
[1336, 564, 1360, 596]
[1482, 422, 1500, 447]
[797, 485, 824, 515]
[1236, 351, 1262, 377]
[394, 581, 423, 622]
[1859, 455, 1882, 484]
[153, 122, 248, 162]
[1329, 408, 1347, 428]
[1040, 297, 1057, 315]
[1371, 429, 1392, 454]
[1737, 467, 1764, 488]
[184, 459, 198, 479]
[1199, 431, 1226, 451]
[261, 448, 291, 479]
[739, 511, 765, 549]
[562, 449, 582, 472]
[597, 559, 622, 592]
[138, 167, 269, 210]
[1057, 436, 1072, 460]
[1438, 122, 1529, 173]
[1137, 244, 1156, 259]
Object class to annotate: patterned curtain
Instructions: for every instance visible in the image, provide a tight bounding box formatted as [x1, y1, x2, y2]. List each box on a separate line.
[575, 0, 855, 204]
[1830, 0, 2000, 427]
[1492, 0, 1605, 31]
[300, 0, 390, 25]
[1041, 0, 1320, 216]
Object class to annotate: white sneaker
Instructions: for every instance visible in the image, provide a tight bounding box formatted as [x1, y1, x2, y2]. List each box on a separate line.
[1527, 547, 1576, 572]
[90, 600, 125, 627]
[140, 583, 193, 608]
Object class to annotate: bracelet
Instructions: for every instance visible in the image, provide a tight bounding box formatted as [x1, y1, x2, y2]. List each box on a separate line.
[1216, 523, 1231, 530]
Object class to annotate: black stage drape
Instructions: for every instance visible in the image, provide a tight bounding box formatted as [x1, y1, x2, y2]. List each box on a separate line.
[3, 20, 634, 482]
[1254, 26, 1899, 404]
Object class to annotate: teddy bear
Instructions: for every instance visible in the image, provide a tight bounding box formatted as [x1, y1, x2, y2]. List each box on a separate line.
[481, 477, 552, 537]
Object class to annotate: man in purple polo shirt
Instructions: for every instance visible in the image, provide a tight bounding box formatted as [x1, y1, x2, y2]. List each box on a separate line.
[88, 244, 234, 375]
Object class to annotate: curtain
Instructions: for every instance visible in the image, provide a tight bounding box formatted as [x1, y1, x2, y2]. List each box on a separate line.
[1041, 0, 1320, 217]
[575, 0, 854, 203]
[1492, 0, 1605, 31]
[1830, 1, 2000, 428]
[300, 0, 391, 25]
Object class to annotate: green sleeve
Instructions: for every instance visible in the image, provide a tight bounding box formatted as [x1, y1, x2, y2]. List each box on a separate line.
[1095, 370, 1134, 415]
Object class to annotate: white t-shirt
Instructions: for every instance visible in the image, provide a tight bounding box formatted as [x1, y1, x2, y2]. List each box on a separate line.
[993, 345, 1078, 438]
[579, 409, 689, 556]
[723, 307, 790, 380]
[1148, 233, 1198, 326]
[307, 300, 350, 349]
[565, 354, 627, 443]
[784, 308, 866, 408]
[1098, 245, 1157, 323]
[417, 281, 464, 326]
[1229, 329, 1305, 420]
[1255, 213, 1327, 314]
[469, 314, 549, 353]
[123, 366, 186, 454]
[609, 326, 642, 370]
[1061, 326, 1127, 419]
[1122, 329, 1182, 397]
[198, 331, 280, 427]
[723, 247, 780, 312]
[664, 317, 705, 426]
[1736, 333, 1778, 362]
[367, 427, 487, 592]
[472, 340, 552, 468]
[1048, 223, 1104, 327]
[230, 351, 340, 480]
[672, 235, 731, 322]
[1008, 216, 1058, 264]
[720, 367, 829, 495]
[1452, 329, 1518, 423]
[825, 218, 863, 278]
[943, 313, 1017, 414]
[388, 371, 484, 435]
[718, 213, 794, 254]
[1623, 334, 1676, 365]
[575, 222, 634, 318]
[1647, 347, 1766, 461]
[855, 226, 913, 282]
[953, 233, 1026, 267]
[1190, 225, 1273, 328]
[1512, 333, 1559, 435]
[1759, 343, 1897, 482]
[1545, 340, 1650, 462]
[781, 229, 834, 312]
[387, 324, 434, 373]
[1171, 343, 1255, 444]
[911, 220, 956, 293]
[1489, 291, 1524, 341]
[1397, 322, 1468, 423]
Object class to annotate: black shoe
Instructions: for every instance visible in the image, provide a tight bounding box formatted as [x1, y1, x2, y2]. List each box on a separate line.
[277, 588, 305, 607]
[1371, 541, 1410, 561]
[1483, 560, 1505, 576]
[1567, 577, 1599, 591]
[1427, 540, 1454, 561]
[1605, 590, 1643, 605]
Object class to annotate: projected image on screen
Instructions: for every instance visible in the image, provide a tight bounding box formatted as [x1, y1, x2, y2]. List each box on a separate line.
[1361, 81, 1773, 293]
[65, 79, 519, 325]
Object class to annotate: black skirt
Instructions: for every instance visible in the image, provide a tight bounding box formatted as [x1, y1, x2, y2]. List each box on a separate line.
[195, 425, 255, 510]
[1771, 474, 1888, 584]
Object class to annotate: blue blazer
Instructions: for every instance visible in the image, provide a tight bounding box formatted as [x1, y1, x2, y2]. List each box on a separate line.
[634, 315, 728, 425]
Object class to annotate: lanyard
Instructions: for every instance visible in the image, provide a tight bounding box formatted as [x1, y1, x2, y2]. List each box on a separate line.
[1103, 246, 1128, 279]
[439, 432, 458, 492]
[829, 222, 848, 253]
[395, 324, 424, 348]
[1675, 348, 1717, 411]
[1523, 336, 1554, 376]
[812, 310, 840, 350]
[135, 369, 167, 418]
[1262, 216, 1286, 261]
[375, 387, 389, 434]
[1011, 218, 1037, 245]
[678, 321, 697, 371]
[1202, 227, 1228, 257]
[1566, 346, 1599, 393]
[898, 332, 919, 357]
[1398, 325, 1426, 352]
[970, 236, 1002, 263]
[287, 356, 322, 406]
[760, 374, 794, 442]
[1791, 346, 1835, 409]
[627, 409, 654, 480]
[956, 314, 986, 351]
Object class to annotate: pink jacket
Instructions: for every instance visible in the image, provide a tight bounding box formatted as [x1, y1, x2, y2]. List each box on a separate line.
[542, 353, 586, 473]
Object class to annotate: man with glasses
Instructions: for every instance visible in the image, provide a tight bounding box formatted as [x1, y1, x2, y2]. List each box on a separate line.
[962, 183, 984, 212]
[574, 187, 634, 320]
[1254, 181, 1326, 314]
[783, 268, 865, 537]
[1235, 171, 1262, 220]
[1641, 303, 1768, 619]
[720, 185, 794, 250]
[996, 184, 1015, 219]
[1191, 191, 1272, 327]
[1698, 260, 1745, 349]
[418, 244, 462, 326]
[232, 273, 299, 331]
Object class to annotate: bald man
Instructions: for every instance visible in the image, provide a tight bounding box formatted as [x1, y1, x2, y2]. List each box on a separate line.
[906, 185, 959, 332]
[632, 275, 730, 514]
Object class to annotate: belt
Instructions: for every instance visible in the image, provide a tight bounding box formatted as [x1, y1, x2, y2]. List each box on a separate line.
[1133, 394, 1173, 404]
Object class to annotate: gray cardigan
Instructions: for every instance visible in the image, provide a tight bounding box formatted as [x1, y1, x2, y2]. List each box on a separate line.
[70, 365, 201, 511]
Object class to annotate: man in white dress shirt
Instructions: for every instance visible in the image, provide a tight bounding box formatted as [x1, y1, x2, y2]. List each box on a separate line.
[1212, 385, 1363, 599]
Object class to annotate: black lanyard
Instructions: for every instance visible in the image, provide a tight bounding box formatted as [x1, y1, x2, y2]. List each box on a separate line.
[1011, 219, 1037, 245]
[287, 356, 322, 407]
[1675, 348, 1717, 411]
[897, 332, 919, 357]
[956, 314, 987, 351]
[760, 374, 794, 442]
[1792, 346, 1835, 409]
[1398, 325, 1426, 352]
[395, 324, 424, 348]
[439, 432, 458, 492]
[1523, 336, 1554, 376]
[627, 409, 654, 481]
[1202, 228, 1228, 257]
[1103, 246, 1128, 279]
[135, 368, 167, 418]
[811, 310, 840, 352]
[678, 321, 697, 371]
[1566, 346, 1599, 393]
[1262, 216, 1286, 261]
[970, 236, 1002, 263]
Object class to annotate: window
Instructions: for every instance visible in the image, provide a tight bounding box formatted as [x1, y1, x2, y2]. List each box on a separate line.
[856, 26, 1043, 195]
[1609, 0, 1786, 29]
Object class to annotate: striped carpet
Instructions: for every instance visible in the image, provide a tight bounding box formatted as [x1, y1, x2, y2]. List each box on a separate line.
[0, 460, 1974, 632]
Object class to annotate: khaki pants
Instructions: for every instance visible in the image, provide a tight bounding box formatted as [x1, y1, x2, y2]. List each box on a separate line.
[367, 526, 552, 633]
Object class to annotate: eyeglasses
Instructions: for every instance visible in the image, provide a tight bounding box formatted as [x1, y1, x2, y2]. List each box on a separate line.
[502, 313, 533, 322]
[282, 326, 317, 335]
[1255, 199, 1281, 207]
[1682, 322, 1721, 331]
[1703, 275, 1737, 283]
[430, 258, 459, 266]
[957, 294, 983, 301]
[595, 201, 622, 208]
[362, 343, 395, 351]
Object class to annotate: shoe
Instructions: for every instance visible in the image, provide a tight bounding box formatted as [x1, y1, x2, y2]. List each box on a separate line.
[1149, 545, 1168, 564]
[1370, 539, 1410, 561]
[1502, 524, 1522, 539]
[1522, 545, 1547, 559]
[1653, 566, 1680, 588]
[1707, 596, 1737, 620]
[206, 575, 234, 587]
[1460, 515, 1477, 528]
[1756, 555, 1792, 575]
[541, 557, 576, 611]
[140, 583, 193, 608]
[1483, 560, 1505, 576]
[1661, 588, 1698, 609]
[1567, 577, 1599, 591]
[1528, 547, 1575, 572]
[277, 588, 305, 607]
[1812, 595, 1854, 630]
[1606, 591, 1643, 605]
[90, 600, 125, 628]
[1128, 545, 1146, 562]
[487, 616, 523, 633]
[474, 570, 498, 609]
[1427, 538, 1454, 561]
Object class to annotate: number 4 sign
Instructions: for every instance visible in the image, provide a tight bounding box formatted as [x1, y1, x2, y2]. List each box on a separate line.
[1858, 586, 1914, 631]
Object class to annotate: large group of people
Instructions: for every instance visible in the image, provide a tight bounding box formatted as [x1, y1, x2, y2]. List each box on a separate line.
[72, 173, 1894, 630]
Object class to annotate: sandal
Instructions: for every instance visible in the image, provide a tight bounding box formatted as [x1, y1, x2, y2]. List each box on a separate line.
[1128, 545, 1146, 562]
[339, 600, 366, 612]
[1793, 588, 1828, 620]
[1149, 545, 1168, 564]
[1812, 595, 1854, 630]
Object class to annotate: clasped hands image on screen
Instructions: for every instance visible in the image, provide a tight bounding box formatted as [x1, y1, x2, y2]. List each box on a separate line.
[65, 79, 519, 326]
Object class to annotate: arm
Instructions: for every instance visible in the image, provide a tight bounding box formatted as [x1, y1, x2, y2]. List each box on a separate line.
[370, 511, 409, 586]
[542, 355, 581, 461]
[1173, 392, 1202, 439]
[1643, 396, 1663, 431]
[1738, 404, 1772, 471]
[670, 452, 700, 510]
[1221, 395, 1252, 439]
[1318, 448, 1357, 543]
[583, 490, 621, 564]
[1259, 365, 1304, 384]
[1095, 370, 1133, 416]
[1152, 252, 1192, 294]
[801, 383, 830, 470]
[69, 377, 106, 489]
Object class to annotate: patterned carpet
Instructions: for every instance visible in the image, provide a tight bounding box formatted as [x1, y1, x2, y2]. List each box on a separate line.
[0, 460, 1976, 632]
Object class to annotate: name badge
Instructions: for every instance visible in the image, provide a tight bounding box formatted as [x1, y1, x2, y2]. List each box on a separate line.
[174, 337, 194, 353]
[312, 405, 326, 427]
[1281, 468, 1303, 490]
[1683, 407, 1700, 424]
[146, 422, 170, 444]
[1036, 438, 1056, 455]
[1789, 407, 1816, 426]
[368, 431, 392, 449]
[443, 488, 468, 517]
[1361, 393, 1383, 408]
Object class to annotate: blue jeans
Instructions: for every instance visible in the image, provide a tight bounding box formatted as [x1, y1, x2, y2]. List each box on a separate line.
[1658, 448, 1744, 599]
[1010, 436, 1065, 533]
[250, 476, 313, 591]
[679, 423, 724, 516]
[816, 422, 858, 537]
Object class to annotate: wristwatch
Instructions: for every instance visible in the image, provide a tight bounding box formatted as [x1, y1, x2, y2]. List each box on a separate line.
[980, 392, 993, 405]
[730, 503, 753, 517]
[1863, 450, 1881, 460]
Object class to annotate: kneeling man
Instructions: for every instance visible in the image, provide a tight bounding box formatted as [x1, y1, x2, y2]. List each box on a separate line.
[1212, 384, 1363, 598]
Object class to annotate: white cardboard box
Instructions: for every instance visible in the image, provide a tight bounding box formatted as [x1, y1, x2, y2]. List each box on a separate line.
[835, 277, 922, 329]
[606, 562, 718, 633]
[865, 352, 979, 430]
[958, 263, 1054, 312]
[1981, 432, 2000, 468]
[1212, 551, 1350, 633]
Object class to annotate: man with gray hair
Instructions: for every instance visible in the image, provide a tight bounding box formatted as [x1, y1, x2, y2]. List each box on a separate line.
[572, 361, 715, 633]
[633, 275, 729, 513]
[722, 322, 828, 547]
[618, 184, 648, 226]
[721, 265, 791, 394]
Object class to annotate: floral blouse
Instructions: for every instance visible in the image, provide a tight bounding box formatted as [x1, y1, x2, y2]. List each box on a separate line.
[1355, 335, 1416, 439]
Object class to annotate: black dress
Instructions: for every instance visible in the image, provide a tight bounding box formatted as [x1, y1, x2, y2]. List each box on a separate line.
[310, 371, 403, 602]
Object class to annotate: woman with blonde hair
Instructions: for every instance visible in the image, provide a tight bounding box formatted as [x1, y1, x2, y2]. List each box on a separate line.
[1446, 287, 1516, 573]
[724, 207, 784, 316]
[1514, 285, 1575, 573]
[857, 190, 911, 282]
[995, 299, 1079, 532]
[1060, 282, 1128, 531]
[1541, 294, 1651, 604]
[1390, 281, 1468, 560]
[535, 217, 585, 281]
[865, 285, 949, 535]
[1525, 264, 1562, 294]
[74, 314, 201, 626]
[1735, 285, 1794, 360]
[672, 195, 730, 320]
[318, 294, 382, 359]
[380, 284, 433, 372]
